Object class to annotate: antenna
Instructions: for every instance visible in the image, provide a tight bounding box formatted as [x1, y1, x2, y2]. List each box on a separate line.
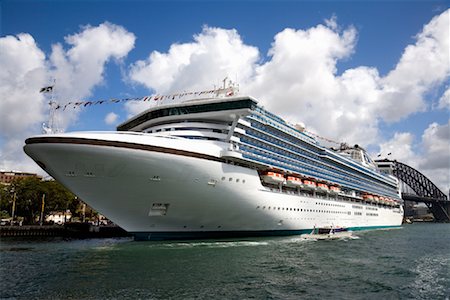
[215, 76, 239, 98]
[41, 79, 60, 134]
[222, 76, 228, 89]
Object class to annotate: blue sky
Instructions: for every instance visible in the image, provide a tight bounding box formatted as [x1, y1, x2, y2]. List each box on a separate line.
[1, 0, 449, 191]
[2, 1, 446, 130]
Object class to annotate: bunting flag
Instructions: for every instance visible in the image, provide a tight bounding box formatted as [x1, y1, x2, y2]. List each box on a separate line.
[40, 86, 54, 93]
[304, 130, 341, 145]
[56, 87, 228, 110]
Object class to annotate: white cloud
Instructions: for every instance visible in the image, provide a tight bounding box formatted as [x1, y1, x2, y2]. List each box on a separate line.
[379, 10, 450, 121]
[104, 112, 119, 125]
[127, 26, 259, 115]
[125, 10, 449, 147]
[419, 121, 450, 171]
[245, 22, 374, 145]
[378, 132, 419, 166]
[0, 34, 47, 137]
[380, 121, 450, 194]
[0, 22, 135, 173]
[438, 87, 450, 109]
[49, 22, 136, 130]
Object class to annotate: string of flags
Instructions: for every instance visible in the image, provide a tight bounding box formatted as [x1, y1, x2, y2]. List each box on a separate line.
[40, 87, 232, 111]
[39, 83, 340, 145]
[304, 130, 341, 145]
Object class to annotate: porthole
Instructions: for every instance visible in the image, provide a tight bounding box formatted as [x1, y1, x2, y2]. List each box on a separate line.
[221, 177, 226, 181]
[229, 177, 233, 181]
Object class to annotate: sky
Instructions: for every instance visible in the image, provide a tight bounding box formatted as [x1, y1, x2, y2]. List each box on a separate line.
[1, 0, 449, 193]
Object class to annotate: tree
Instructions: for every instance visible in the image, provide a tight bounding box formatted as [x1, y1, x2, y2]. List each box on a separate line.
[0, 183, 12, 218]
[11, 177, 45, 224]
[5, 177, 79, 224]
[43, 180, 77, 214]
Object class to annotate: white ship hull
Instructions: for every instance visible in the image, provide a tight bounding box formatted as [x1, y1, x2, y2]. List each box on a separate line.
[24, 133, 403, 240]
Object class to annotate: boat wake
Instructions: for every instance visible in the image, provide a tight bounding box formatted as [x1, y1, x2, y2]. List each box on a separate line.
[147, 240, 270, 249]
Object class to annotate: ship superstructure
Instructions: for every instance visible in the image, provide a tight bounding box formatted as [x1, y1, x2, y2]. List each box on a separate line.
[24, 93, 403, 240]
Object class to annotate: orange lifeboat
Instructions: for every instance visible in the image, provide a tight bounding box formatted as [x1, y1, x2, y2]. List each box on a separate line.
[373, 195, 380, 203]
[363, 193, 374, 202]
[302, 179, 317, 190]
[285, 176, 303, 187]
[261, 171, 285, 184]
[380, 197, 389, 205]
[317, 182, 329, 193]
[329, 185, 341, 194]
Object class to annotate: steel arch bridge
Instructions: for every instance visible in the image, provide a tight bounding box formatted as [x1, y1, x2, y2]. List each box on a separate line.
[376, 159, 449, 222]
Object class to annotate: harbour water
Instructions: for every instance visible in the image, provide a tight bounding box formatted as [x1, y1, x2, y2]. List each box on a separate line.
[1, 223, 449, 299]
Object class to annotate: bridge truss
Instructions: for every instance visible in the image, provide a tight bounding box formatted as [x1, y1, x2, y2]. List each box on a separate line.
[379, 159, 450, 222]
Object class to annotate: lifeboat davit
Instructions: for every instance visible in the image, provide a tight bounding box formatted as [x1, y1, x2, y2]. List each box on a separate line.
[285, 176, 303, 188]
[329, 185, 341, 194]
[261, 171, 285, 184]
[302, 179, 317, 190]
[317, 182, 329, 193]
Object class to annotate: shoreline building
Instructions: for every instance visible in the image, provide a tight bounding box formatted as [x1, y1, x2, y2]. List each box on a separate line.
[0, 171, 42, 185]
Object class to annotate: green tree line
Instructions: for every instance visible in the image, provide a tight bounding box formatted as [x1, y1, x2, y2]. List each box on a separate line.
[0, 177, 83, 224]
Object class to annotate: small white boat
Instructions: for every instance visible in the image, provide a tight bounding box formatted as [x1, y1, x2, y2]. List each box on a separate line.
[300, 227, 353, 240]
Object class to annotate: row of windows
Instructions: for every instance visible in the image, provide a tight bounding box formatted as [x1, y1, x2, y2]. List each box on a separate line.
[316, 202, 345, 208]
[242, 115, 397, 193]
[239, 128, 395, 196]
[220, 176, 246, 184]
[119, 98, 256, 131]
[256, 206, 351, 215]
[367, 213, 379, 216]
[239, 133, 398, 198]
[149, 127, 227, 134]
[252, 113, 393, 185]
[354, 212, 363, 216]
[246, 117, 318, 153]
[240, 145, 398, 199]
[249, 110, 316, 145]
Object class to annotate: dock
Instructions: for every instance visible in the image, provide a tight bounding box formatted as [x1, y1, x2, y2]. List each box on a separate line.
[0, 223, 131, 239]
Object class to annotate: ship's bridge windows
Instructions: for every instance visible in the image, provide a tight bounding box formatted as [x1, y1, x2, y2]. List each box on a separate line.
[118, 98, 257, 131]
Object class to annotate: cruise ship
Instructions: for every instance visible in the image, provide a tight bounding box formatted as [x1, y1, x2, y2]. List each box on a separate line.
[24, 88, 403, 240]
